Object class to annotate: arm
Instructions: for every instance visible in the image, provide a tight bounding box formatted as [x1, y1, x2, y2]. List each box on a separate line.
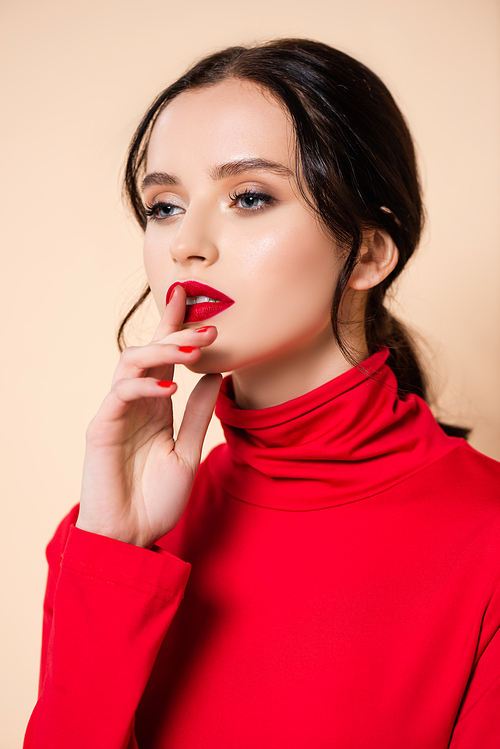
[449, 581, 500, 747]
[25, 287, 219, 747]
[24, 517, 190, 749]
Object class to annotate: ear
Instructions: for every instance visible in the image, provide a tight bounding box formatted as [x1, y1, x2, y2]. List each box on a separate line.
[347, 229, 399, 291]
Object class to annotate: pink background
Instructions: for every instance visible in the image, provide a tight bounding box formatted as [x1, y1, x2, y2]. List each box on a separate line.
[1, 0, 498, 744]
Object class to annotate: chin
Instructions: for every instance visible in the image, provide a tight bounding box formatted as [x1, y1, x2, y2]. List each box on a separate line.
[185, 350, 233, 376]
[186, 344, 262, 377]
[186, 362, 228, 376]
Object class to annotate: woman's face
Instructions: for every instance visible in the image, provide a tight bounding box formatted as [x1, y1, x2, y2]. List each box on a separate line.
[143, 79, 350, 394]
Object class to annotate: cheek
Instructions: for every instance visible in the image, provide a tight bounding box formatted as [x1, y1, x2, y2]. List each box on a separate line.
[238, 221, 339, 309]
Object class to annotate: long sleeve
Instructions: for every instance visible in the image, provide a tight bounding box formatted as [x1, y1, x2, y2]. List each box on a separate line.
[24, 511, 191, 749]
[449, 580, 500, 748]
[22, 365, 500, 749]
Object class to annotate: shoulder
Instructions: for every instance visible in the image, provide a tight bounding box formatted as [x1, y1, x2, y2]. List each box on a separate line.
[434, 441, 500, 498]
[401, 441, 500, 537]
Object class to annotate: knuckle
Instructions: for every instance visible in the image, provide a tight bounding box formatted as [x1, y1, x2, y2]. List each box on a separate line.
[85, 414, 102, 442]
[111, 377, 128, 396]
[84, 419, 95, 441]
[120, 345, 138, 364]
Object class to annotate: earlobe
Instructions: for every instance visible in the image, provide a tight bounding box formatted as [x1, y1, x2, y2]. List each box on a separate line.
[347, 229, 399, 291]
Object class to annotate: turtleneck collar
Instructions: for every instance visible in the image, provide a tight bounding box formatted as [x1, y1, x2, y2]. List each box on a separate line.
[208, 350, 461, 511]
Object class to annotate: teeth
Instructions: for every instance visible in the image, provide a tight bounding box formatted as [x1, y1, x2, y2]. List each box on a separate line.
[186, 296, 218, 305]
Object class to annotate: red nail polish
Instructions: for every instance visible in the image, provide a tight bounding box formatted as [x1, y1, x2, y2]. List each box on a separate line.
[195, 326, 210, 333]
[157, 380, 174, 388]
[166, 283, 180, 304]
[178, 346, 196, 353]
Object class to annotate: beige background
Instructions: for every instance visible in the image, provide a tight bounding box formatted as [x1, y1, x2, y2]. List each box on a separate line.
[1, 0, 499, 745]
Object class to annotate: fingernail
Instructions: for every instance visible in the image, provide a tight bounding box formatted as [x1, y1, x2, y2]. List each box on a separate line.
[166, 283, 180, 305]
[157, 380, 174, 388]
[195, 326, 210, 333]
[178, 346, 196, 353]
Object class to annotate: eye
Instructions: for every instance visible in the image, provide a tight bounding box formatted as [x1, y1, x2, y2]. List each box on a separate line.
[229, 190, 276, 212]
[144, 201, 183, 221]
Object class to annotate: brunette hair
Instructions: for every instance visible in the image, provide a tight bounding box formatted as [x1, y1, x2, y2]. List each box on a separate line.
[118, 38, 468, 437]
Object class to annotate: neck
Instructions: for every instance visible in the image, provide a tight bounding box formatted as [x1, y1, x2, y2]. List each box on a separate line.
[231, 324, 368, 410]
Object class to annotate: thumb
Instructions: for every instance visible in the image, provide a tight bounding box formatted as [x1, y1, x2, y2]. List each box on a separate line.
[175, 373, 223, 465]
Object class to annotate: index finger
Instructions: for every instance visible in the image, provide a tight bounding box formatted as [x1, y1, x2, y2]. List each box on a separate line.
[152, 284, 186, 342]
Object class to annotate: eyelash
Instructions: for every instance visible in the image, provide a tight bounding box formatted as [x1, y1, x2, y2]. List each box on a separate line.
[144, 202, 180, 221]
[228, 190, 276, 212]
[144, 190, 275, 222]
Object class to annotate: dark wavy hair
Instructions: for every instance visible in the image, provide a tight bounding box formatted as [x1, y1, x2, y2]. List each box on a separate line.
[118, 38, 468, 438]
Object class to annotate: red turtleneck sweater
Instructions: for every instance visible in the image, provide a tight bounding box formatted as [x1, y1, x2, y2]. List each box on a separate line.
[24, 351, 500, 748]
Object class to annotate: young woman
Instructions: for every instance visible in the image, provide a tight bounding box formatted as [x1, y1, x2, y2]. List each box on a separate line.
[25, 39, 500, 748]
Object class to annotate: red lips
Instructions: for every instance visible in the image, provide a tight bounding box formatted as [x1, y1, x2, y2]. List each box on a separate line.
[166, 280, 235, 324]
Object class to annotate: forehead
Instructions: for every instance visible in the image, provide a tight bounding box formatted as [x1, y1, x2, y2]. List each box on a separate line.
[146, 79, 296, 173]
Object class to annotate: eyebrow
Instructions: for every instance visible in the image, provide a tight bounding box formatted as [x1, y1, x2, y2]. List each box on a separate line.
[140, 158, 294, 192]
[210, 158, 294, 181]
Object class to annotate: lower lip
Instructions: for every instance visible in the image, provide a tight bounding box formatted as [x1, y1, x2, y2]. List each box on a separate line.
[184, 301, 234, 324]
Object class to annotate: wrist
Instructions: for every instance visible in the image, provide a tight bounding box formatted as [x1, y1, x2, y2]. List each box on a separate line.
[75, 517, 148, 548]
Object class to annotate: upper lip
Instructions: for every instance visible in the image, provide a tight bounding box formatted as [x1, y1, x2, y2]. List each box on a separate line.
[168, 280, 234, 304]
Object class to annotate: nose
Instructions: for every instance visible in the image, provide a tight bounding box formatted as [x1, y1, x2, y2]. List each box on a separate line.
[169, 204, 219, 266]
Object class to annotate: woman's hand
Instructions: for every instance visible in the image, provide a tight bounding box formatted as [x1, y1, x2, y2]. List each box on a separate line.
[76, 285, 222, 548]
